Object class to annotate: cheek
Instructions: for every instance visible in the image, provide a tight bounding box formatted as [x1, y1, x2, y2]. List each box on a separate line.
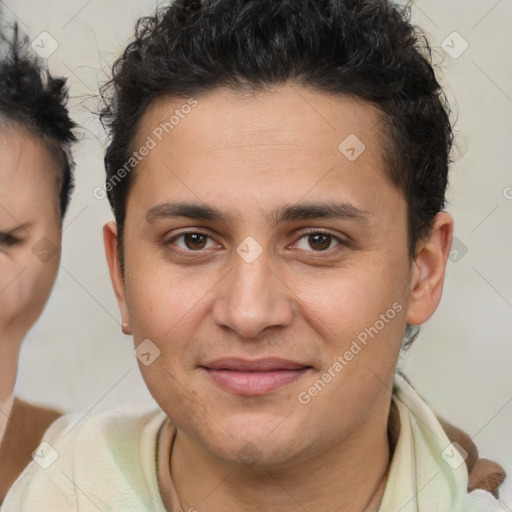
[0, 255, 59, 333]
[294, 259, 409, 403]
[292, 257, 409, 344]
[125, 255, 216, 339]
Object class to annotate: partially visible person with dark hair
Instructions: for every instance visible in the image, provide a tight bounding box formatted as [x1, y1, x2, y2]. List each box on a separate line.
[0, 21, 76, 504]
[3, 1, 507, 511]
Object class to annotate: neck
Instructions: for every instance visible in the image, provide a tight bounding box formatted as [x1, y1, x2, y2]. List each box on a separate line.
[0, 337, 21, 445]
[170, 400, 392, 512]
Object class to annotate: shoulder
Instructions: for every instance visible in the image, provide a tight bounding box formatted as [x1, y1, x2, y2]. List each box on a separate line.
[2, 403, 167, 512]
[0, 398, 62, 503]
[11, 397, 62, 427]
[391, 373, 508, 511]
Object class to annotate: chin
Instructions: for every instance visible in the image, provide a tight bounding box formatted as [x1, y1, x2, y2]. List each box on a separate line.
[204, 414, 310, 465]
[218, 437, 305, 469]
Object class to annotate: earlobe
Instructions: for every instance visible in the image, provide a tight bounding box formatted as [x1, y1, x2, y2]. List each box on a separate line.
[103, 221, 132, 334]
[406, 212, 454, 326]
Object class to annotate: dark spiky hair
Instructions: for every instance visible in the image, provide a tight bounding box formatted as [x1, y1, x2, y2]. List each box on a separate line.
[0, 22, 77, 218]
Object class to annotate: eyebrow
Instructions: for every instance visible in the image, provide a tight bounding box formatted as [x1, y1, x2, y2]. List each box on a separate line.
[146, 201, 372, 227]
[0, 222, 32, 234]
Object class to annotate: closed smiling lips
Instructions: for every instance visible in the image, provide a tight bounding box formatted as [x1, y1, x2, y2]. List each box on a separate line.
[200, 358, 313, 395]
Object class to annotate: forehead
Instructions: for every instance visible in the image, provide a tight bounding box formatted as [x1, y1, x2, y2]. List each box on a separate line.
[0, 127, 59, 217]
[136, 86, 385, 155]
[0, 127, 56, 180]
[128, 86, 401, 223]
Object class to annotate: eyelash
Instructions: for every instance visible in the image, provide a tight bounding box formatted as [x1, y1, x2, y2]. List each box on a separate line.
[166, 229, 347, 255]
[0, 233, 21, 248]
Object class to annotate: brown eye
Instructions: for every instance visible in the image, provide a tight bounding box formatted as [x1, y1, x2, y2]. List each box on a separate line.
[308, 233, 332, 251]
[183, 233, 208, 250]
[168, 231, 217, 252]
[295, 232, 342, 252]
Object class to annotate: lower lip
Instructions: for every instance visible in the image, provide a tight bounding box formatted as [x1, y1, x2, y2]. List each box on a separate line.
[203, 368, 310, 395]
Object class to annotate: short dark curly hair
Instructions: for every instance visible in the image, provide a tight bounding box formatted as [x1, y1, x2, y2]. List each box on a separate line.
[101, 0, 453, 276]
[0, 22, 77, 218]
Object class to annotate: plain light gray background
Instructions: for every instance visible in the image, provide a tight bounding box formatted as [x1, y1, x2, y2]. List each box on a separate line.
[3, 0, 512, 505]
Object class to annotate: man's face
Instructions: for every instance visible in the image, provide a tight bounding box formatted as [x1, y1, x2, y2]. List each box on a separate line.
[109, 86, 416, 466]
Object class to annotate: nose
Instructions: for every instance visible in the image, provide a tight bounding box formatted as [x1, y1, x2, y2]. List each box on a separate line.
[212, 246, 293, 338]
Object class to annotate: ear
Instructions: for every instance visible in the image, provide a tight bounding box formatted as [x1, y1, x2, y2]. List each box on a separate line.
[406, 212, 454, 325]
[103, 221, 132, 335]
